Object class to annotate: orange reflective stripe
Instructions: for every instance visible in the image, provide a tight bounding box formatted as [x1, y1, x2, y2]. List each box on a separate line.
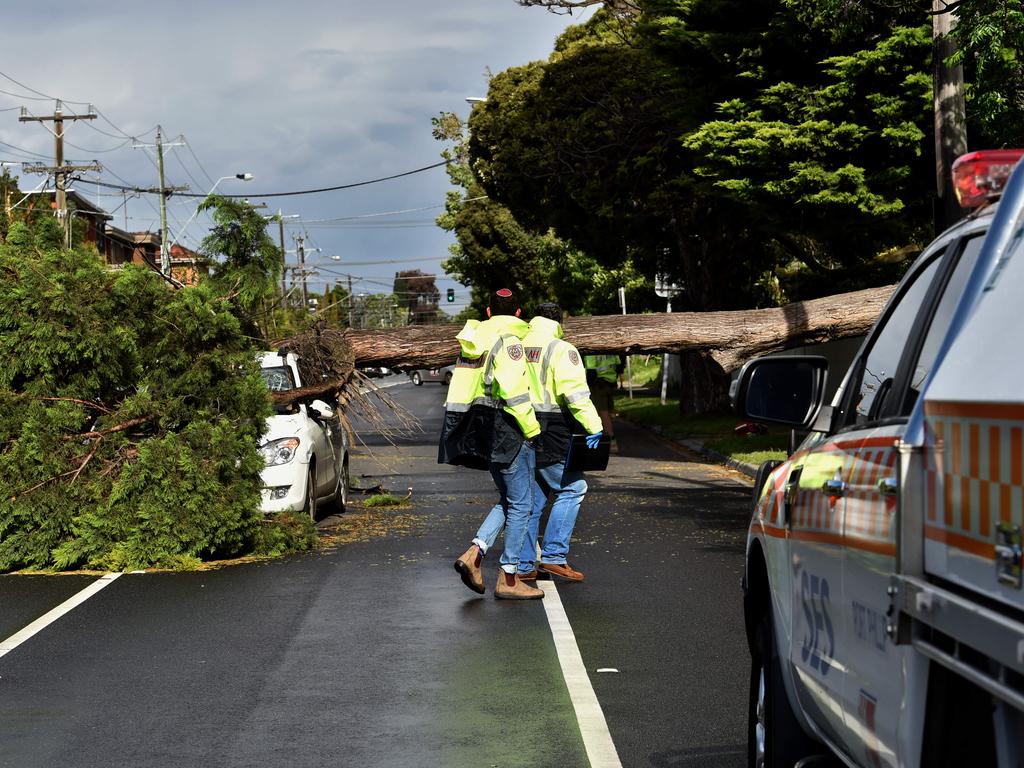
[927, 401, 1024, 420]
[1012, 426, 1023, 486]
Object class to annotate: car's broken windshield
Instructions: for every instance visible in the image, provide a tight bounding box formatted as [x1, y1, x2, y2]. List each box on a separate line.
[260, 366, 296, 392]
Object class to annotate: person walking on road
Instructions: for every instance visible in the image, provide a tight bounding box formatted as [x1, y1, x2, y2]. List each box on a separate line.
[441, 288, 544, 600]
[584, 353, 624, 453]
[518, 302, 603, 583]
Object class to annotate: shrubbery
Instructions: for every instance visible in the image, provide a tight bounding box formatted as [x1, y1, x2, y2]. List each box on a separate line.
[0, 207, 306, 572]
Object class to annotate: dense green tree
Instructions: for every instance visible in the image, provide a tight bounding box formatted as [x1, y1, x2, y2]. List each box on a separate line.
[434, 111, 655, 317]
[0, 203, 313, 573]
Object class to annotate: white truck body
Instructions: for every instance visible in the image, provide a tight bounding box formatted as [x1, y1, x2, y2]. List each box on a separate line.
[735, 153, 1024, 767]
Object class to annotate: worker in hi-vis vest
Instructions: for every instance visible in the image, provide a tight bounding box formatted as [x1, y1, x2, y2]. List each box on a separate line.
[515, 301, 602, 583]
[584, 352, 624, 453]
[442, 288, 544, 600]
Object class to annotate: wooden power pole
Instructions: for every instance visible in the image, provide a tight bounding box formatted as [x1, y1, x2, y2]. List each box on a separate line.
[933, 1, 968, 233]
[19, 101, 101, 245]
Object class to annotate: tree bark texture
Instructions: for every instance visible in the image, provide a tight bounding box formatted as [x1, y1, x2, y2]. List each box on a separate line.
[337, 284, 894, 374]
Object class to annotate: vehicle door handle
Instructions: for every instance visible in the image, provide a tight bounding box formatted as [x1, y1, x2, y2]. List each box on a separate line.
[878, 477, 898, 497]
[821, 479, 847, 497]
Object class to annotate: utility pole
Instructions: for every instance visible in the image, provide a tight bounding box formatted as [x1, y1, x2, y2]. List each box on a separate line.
[347, 274, 354, 328]
[278, 213, 287, 298]
[933, 0, 967, 233]
[295, 234, 309, 310]
[268, 215, 299, 303]
[133, 126, 187, 274]
[19, 100, 101, 246]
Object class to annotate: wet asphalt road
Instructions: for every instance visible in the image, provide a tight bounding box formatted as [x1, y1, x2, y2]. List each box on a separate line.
[0, 377, 754, 768]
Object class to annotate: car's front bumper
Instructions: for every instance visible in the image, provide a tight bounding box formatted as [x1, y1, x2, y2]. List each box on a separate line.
[259, 459, 309, 513]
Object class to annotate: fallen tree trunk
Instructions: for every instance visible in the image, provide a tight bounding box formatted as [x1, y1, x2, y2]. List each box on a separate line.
[328, 284, 894, 373]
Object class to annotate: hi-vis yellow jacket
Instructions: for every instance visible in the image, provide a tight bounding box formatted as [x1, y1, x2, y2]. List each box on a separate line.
[525, 316, 602, 467]
[438, 314, 540, 469]
[584, 354, 621, 385]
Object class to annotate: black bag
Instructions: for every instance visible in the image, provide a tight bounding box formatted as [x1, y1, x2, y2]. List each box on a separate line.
[563, 433, 611, 473]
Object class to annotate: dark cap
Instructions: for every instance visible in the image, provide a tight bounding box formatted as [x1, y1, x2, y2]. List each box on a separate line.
[536, 302, 561, 321]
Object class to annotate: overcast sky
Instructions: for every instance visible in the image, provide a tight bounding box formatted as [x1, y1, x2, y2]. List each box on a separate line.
[0, 1, 591, 311]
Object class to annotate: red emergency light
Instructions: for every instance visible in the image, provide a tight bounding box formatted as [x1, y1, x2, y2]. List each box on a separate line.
[952, 149, 1024, 208]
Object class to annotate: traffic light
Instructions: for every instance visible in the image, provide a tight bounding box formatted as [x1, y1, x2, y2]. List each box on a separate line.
[446, 288, 455, 303]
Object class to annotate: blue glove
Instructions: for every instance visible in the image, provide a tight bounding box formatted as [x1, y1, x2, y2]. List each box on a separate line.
[586, 431, 603, 449]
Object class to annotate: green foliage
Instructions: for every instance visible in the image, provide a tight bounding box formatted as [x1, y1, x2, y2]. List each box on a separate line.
[252, 512, 318, 557]
[434, 111, 658, 317]
[945, 0, 1024, 147]
[0, 203, 282, 573]
[615, 396, 788, 463]
[465, 1, 984, 310]
[200, 195, 284, 336]
[363, 493, 411, 508]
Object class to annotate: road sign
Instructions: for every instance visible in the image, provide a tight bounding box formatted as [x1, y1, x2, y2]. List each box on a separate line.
[655, 274, 683, 299]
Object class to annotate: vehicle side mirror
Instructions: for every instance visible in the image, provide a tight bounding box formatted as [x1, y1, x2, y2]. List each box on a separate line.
[309, 400, 334, 421]
[731, 356, 829, 430]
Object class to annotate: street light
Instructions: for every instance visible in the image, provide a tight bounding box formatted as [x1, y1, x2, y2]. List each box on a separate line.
[465, 97, 486, 105]
[168, 173, 253, 266]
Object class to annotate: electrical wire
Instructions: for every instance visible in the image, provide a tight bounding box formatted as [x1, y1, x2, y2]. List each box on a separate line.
[300, 197, 486, 223]
[182, 135, 216, 187]
[80, 159, 451, 198]
[0, 140, 50, 159]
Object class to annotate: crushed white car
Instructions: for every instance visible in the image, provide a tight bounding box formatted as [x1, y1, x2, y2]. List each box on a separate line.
[258, 351, 349, 520]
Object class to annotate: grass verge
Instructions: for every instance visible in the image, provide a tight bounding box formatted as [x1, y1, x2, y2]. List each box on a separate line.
[614, 395, 789, 466]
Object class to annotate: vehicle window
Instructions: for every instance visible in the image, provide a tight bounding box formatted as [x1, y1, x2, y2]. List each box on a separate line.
[260, 366, 296, 392]
[847, 256, 943, 426]
[903, 234, 985, 412]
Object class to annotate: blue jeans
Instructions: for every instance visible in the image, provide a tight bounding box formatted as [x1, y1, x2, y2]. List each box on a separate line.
[472, 441, 536, 574]
[518, 463, 587, 574]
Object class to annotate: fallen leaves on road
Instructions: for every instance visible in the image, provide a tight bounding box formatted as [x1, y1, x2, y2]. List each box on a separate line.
[317, 505, 422, 549]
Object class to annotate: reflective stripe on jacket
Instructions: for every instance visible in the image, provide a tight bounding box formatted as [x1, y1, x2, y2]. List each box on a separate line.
[584, 354, 620, 384]
[438, 314, 540, 468]
[525, 316, 602, 467]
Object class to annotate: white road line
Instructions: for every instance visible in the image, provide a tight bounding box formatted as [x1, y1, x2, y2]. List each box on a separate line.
[540, 580, 623, 768]
[0, 572, 122, 659]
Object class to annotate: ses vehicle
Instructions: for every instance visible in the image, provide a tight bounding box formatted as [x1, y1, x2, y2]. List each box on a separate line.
[408, 365, 454, 386]
[732, 150, 1024, 767]
[258, 351, 350, 521]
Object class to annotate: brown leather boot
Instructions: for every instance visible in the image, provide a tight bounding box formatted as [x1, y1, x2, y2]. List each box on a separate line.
[495, 571, 544, 600]
[518, 569, 538, 581]
[538, 562, 585, 582]
[454, 545, 485, 594]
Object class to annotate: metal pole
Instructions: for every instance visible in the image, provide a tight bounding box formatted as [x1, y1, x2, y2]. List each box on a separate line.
[278, 211, 287, 301]
[296, 235, 308, 310]
[619, 286, 633, 399]
[660, 298, 672, 406]
[347, 275, 354, 327]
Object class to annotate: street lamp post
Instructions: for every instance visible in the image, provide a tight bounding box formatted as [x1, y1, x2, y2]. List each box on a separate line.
[168, 173, 253, 274]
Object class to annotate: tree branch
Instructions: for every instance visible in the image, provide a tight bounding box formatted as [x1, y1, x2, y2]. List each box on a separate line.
[65, 416, 154, 441]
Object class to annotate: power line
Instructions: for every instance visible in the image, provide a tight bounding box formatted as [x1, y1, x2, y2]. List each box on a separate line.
[300, 197, 486, 223]
[0, 69, 91, 103]
[79, 159, 451, 199]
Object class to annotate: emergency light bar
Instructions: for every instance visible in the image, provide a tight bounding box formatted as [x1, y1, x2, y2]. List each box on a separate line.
[951, 149, 1024, 208]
